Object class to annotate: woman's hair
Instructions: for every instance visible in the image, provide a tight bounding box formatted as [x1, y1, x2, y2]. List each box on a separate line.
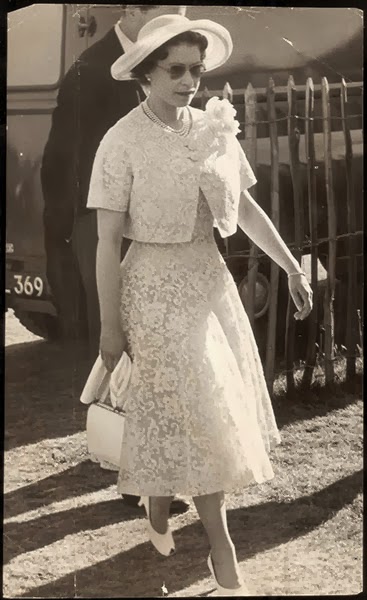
[130, 31, 208, 85]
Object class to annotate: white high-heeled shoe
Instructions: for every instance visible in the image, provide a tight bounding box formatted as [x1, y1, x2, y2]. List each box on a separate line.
[207, 553, 249, 596]
[138, 496, 175, 557]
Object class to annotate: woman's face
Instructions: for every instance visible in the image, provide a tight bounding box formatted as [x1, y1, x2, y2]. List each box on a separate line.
[147, 43, 204, 108]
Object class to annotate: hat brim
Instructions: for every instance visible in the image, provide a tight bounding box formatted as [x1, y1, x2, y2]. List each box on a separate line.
[111, 19, 233, 81]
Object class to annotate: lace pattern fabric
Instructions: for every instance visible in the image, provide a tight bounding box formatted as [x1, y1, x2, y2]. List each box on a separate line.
[117, 193, 280, 496]
[86, 105, 257, 242]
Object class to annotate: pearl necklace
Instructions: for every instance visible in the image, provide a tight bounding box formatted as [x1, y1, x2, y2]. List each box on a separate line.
[142, 100, 191, 137]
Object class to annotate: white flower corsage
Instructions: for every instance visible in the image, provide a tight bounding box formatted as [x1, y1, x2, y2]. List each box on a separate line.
[204, 96, 241, 136]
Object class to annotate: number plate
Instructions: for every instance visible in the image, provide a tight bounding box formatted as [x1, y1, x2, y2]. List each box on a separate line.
[12, 274, 45, 298]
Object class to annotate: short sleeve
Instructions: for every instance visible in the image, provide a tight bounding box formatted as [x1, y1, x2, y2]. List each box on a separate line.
[236, 139, 257, 191]
[86, 130, 132, 212]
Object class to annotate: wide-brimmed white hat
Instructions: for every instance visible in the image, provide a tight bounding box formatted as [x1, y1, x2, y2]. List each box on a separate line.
[111, 14, 233, 81]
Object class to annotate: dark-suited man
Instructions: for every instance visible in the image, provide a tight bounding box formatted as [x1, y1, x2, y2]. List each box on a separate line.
[41, 5, 186, 357]
[41, 4, 189, 514]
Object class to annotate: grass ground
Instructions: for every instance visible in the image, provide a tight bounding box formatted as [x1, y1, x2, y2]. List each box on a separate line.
[3, 309, 363, 597]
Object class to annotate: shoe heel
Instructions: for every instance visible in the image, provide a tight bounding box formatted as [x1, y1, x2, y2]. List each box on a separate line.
[207, 553, 249, 596]
[140, 496, 175, 557]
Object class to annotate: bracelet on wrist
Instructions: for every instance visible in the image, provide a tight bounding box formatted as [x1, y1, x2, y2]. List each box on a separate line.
[287, 271, 306, 278]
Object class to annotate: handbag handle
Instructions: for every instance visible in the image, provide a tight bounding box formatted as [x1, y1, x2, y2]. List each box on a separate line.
[80, 354, 108, 405]
[96, 370, 111, 403]
[81, 353, 132, 408]
[110, 352, 132, 410]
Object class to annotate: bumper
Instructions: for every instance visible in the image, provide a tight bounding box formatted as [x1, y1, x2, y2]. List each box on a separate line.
[5, 292, 57, 316]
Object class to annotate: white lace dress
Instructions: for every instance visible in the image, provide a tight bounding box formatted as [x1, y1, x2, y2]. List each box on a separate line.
[117, 190, 281, 497]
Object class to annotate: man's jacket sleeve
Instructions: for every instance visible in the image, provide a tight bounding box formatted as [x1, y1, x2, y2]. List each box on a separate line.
[41, 60, 97, 241]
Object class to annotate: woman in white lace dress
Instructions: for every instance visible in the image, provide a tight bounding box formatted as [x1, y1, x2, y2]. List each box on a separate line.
[87, 15, 312, 595]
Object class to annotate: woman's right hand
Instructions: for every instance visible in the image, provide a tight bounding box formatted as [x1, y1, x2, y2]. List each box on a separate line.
[100, 326, 129, 373]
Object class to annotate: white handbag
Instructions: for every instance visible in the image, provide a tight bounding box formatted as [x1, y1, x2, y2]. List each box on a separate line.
[80, 353, 132, 468]
[86, 402, 126, 468]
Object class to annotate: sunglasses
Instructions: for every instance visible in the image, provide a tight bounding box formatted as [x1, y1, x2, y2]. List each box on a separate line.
[155, 63, 206, 80]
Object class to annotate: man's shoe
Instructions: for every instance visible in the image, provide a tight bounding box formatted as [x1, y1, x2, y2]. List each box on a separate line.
[121, 494, 140, 507]
[169, 498, 190, 514]
[121, 494, 190, 514]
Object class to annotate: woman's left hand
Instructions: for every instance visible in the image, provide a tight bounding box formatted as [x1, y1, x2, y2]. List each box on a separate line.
[288, 273, 313, 320]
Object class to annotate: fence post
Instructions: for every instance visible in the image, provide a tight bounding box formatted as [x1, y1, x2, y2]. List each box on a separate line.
[244, 82, 258, 329]
[222, 81, 233, 103]
[285, 76, 303, 393]
[302, 77, 319, 388]
[321, 77, 337, 384]
[221, 82, 234, 256]
[201, 86, 211, 110]
[265, 78, 280, 392]
[341, 79, 357, 380]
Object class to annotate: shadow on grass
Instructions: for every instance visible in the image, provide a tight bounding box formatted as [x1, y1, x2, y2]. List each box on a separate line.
[4, 461, 121, 520]
[4, 497, 145, 565]
[5, 338, 362, 452]
[272, 373, 363, 430]
[5, 339, 94, 451]
[15, 469, 362, 598]
[4, 348, 362, 523]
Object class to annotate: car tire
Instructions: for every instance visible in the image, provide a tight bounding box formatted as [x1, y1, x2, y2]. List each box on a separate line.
[14, 310, 61, 341]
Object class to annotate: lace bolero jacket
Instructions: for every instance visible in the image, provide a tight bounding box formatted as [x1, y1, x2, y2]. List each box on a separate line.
[86, 100, 257, 242]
